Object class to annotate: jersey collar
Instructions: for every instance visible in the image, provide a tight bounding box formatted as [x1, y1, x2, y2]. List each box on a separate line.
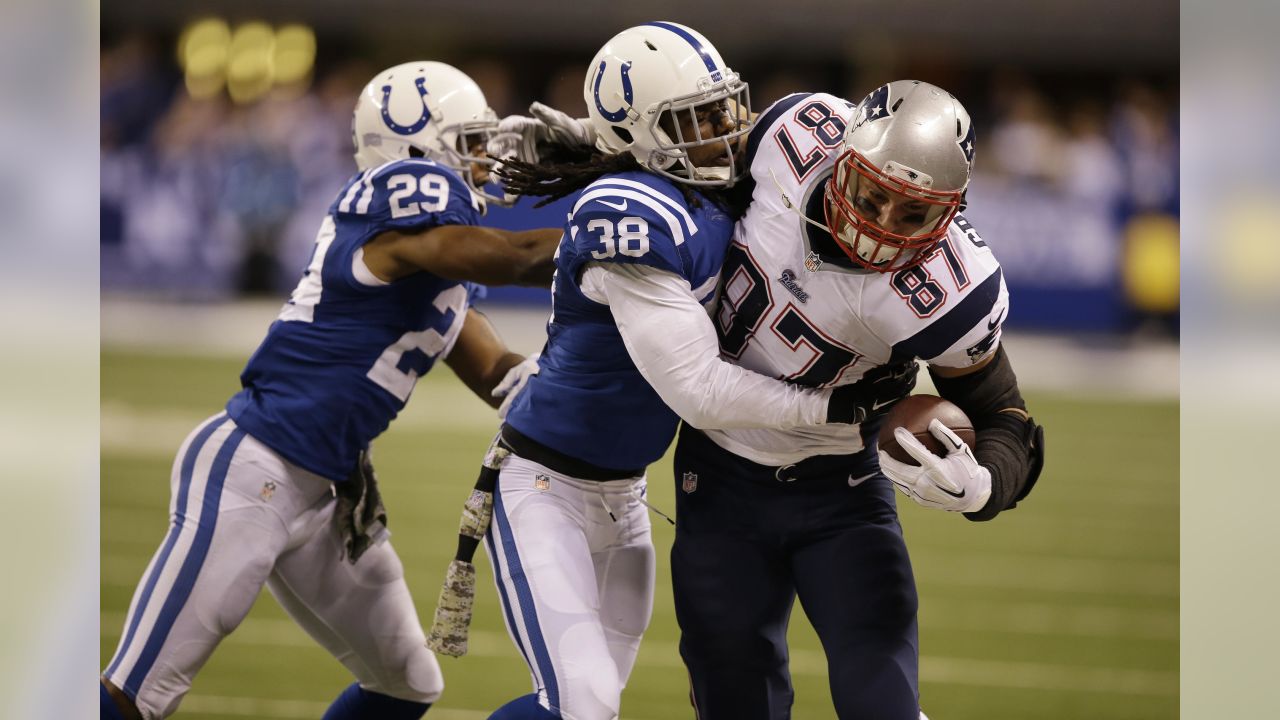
[802, 173, 864, 273]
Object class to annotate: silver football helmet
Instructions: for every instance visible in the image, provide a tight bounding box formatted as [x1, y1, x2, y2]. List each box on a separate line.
[584, 22, 752, 186]
[824, 80, 975, 272]
[352, 61, 504, 205]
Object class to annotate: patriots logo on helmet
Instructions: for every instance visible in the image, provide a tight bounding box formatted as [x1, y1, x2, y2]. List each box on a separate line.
[854, 84, 892, 128]
[959, 120, 976, 165]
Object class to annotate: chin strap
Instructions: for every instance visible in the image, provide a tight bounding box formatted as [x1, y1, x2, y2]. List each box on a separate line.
[769, 168, 832, 232]
[769, 168, 880, 271]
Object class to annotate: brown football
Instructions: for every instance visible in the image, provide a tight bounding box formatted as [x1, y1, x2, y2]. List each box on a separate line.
[877, 394, 976, 466]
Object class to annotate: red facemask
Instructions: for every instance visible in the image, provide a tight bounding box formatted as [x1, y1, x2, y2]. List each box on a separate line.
[823, 147, 963, 272]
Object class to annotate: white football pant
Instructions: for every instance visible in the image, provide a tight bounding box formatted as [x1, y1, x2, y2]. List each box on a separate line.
[485, 455, 655, 720]
[103, 413, 443, 719]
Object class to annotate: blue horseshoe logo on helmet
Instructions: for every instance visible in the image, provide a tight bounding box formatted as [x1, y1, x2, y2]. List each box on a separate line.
[593, 60, 634, 123]
[380, 76, 432, 135]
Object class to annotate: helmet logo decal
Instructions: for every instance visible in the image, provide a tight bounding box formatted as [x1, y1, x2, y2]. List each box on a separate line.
[959, 121, 976, 165]
[855, 84, 892, 128]
[380, 76, 432, 136]
[593, 60, 634, 123]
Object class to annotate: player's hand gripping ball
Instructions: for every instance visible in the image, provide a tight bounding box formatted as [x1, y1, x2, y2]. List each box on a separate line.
[877, 395, 975, 465]
[877, 395, 990, 513]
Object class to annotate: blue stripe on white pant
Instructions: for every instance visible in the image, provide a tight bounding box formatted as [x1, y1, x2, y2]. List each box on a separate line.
[488, 482, 561, 713]
[104, 414, 247, 697]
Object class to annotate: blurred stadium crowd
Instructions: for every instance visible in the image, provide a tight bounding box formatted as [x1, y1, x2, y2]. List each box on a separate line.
[101, 24, 1178, 334]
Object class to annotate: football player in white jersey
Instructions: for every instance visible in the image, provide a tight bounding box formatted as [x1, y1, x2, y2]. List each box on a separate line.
[670, 81, 1046, 719]
[453, 24, 918, 720]
[100, 62, 563, 720]
[498, 80, 1045, 719]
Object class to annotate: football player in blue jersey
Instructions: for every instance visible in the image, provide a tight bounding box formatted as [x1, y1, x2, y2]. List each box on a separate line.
[449, 24, 917, 720]
[100, 62, 562, 720]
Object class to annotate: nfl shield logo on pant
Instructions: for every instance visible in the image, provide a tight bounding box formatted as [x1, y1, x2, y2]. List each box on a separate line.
[682, 472, 698, 494]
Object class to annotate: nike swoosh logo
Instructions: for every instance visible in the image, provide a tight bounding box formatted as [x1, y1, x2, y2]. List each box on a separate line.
[598, 199, 628, 211]
[937, 484, 966, 499]
[848, 471, 877, 486]
[988, 307, 1007, 331]
[871, 398, 896, 411]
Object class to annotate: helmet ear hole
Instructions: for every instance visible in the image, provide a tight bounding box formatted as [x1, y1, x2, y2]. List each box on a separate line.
[408, 146, 425, 158]
[612, 127, 634, 145]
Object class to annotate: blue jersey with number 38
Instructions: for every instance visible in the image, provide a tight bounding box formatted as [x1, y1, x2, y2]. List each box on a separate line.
[503, 171, 734, 471]
[226, 158, 486, 481]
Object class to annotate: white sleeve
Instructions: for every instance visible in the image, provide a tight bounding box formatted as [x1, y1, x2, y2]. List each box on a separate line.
[580, 262, 832, 430]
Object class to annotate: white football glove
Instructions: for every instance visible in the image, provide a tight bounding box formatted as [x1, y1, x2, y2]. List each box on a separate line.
[879, 419, 991, 514]
[492, 352, 540, 421]
[486, 102, 596, 164]
[486, 115, 543, 166]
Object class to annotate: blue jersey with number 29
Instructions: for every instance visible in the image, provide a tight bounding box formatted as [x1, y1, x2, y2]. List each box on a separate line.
[503, 170, 734, 471]
[226, 158, 486, 482]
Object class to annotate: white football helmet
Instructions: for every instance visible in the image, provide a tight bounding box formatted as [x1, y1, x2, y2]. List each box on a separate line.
[824, 80, 975, 272]
[352, 61, 504, 205]
[584, 22, 752, 187]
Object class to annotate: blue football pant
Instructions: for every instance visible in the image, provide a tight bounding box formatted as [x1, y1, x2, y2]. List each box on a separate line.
[671, 428, 920, 720]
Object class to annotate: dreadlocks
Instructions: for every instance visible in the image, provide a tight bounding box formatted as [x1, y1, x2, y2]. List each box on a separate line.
[496, 145, 728, 212]
[497, 148, 637, 208]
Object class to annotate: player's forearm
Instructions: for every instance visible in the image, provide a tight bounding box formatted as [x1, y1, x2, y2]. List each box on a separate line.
[659, 346, 832, 430]
[931, 346, 1044, 520]
[966, 411, 1041, 520]
[400, 226, 559, 287]
[602, 267, 830, 430]
[444, 309, 525, 407]
[503, 228, 561, 287]
[483, 352, 527, 406]
[460, 228, 558, 287]
[447, 351, 523, 408]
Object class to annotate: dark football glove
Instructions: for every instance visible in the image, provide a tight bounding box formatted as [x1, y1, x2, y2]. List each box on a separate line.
[826, 361, 919, 424]
[334, 447, 389, 564]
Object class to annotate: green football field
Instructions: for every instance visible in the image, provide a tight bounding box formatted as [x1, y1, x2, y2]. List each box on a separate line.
[101, 347, 1178, 720]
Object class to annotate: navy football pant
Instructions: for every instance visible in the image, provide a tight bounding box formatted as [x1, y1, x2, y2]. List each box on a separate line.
[671, 428, 919, 720]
